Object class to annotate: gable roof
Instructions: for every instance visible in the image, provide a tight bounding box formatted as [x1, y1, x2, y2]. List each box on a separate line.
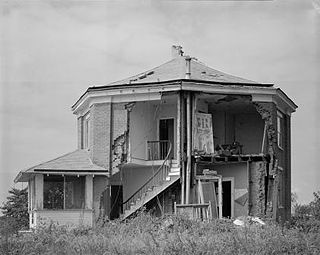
[15, 149, 108, 182]
[108, 56, 258, 86]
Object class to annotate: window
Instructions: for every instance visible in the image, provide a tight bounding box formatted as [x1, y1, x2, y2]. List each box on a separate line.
[277, 111, 284, 149]
[83, 113, 90, 149]
[43, 175, 85, 210]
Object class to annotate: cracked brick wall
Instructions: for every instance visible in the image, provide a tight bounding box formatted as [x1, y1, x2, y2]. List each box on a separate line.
[111, 104, 128, 175]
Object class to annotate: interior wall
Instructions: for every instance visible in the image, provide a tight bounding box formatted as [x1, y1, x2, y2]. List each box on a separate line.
[235, 113, 264, 154]
[210, 110, 264, 154]
[130, 102, 157, 160]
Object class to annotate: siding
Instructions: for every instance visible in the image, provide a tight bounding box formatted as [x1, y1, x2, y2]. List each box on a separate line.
[34, 210, 93, 227]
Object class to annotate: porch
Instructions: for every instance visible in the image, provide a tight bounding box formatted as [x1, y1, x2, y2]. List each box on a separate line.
[14, 149, 109, 228]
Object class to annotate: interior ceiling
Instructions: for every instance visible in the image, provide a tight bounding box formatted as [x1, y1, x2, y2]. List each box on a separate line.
[150, 93, 258, 114]
[202, 94, 257, 114]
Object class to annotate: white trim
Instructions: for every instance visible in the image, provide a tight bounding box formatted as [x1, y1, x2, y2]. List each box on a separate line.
[73, 82, 297, 117]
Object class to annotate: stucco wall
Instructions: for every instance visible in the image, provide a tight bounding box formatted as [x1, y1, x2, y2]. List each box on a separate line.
[214, 163, 248, 217]
[122, 166, 156, 202]
[130, 101, 177, 160]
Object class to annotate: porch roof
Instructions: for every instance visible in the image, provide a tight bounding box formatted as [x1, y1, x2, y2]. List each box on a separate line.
[14, 149, 108, 182]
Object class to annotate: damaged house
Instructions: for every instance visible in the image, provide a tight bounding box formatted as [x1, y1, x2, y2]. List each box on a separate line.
[15, 46, 297, 228]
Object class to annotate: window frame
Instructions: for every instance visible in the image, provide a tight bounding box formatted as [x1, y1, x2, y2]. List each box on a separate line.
[43, 175, 86, 210]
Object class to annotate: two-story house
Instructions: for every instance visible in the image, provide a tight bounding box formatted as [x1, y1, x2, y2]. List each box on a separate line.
[15, 46, 297, 228]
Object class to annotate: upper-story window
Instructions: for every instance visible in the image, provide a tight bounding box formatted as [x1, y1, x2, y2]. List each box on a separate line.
[83, 113, 90, 149]
[277, 111, 284, 149]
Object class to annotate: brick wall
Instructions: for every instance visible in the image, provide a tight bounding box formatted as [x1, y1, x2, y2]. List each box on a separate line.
[248, 161, 266, 217]
[90, 103, 112, 169]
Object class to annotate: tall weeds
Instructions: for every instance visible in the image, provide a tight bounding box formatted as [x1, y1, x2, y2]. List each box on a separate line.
[1, 212, 319, 255]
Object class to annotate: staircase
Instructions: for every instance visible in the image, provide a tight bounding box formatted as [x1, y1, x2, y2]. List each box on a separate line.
[122, 142, 181, 219]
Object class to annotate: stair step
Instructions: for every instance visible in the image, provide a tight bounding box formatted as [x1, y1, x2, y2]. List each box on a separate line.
[169, 172, 180, 176]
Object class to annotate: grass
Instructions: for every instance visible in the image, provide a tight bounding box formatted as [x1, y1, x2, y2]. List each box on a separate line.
[1, 212, 320, 255]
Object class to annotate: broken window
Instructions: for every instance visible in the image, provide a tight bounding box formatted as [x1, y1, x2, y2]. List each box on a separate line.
[43, 175, 85, 210]
[277, 111, 284, 149]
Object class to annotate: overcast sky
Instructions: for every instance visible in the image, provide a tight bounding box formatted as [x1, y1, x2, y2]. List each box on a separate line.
[1, 0, 319, 207]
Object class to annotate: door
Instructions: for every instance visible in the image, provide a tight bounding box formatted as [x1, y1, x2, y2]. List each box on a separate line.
[159, 119, 174, 159]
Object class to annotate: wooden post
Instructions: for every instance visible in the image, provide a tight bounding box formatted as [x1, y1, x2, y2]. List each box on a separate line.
[186, 92, 192, 204]
[85, 175, 93, 209]
[218, 177, 223, 219]
[34, 174, 43, 210]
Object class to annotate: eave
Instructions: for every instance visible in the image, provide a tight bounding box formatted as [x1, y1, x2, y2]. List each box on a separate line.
[71, 79, 275, 115]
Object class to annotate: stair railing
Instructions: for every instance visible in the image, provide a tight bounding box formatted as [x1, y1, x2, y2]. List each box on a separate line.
[122, 140, 172, 212]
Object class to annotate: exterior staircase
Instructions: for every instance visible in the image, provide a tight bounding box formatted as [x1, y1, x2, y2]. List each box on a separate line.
[122, 161, 180, 219]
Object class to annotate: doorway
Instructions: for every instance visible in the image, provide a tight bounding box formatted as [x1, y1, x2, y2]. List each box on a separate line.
[159, 118, 174, 159]
[110, 185, 123, 220]
[222, 181, 232, 218]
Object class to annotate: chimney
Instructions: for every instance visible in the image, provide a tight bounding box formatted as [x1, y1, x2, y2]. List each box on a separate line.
[171, 45, 183, 58]
[185, 56, 191, 79]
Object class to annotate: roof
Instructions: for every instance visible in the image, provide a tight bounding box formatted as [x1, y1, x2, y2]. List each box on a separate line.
[15, 149, 108, 182]
[108, 55, 259, 86]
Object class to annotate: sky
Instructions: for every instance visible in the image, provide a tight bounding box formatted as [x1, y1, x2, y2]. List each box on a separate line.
[0, 0, 319, 207]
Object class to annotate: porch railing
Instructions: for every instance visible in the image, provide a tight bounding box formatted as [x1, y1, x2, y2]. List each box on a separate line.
[147, 140, 170, 160]
[122, 141, 172, 212]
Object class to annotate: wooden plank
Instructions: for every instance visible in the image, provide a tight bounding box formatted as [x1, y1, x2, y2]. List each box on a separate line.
[201, 181, 218, 218]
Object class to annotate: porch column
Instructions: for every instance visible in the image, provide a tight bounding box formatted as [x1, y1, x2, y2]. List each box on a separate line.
[85, 175, 93, 209]
[34, 174, 43, 210]
[186, 92, 192, 204]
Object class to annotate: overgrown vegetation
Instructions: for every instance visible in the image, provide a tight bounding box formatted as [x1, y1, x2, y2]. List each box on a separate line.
[0, 211, 319, 254]
[0, 189, 319, 254]
[0, 187, 29, 230]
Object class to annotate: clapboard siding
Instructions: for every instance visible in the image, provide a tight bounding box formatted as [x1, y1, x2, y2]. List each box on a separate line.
[34, 210, 93, 227]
